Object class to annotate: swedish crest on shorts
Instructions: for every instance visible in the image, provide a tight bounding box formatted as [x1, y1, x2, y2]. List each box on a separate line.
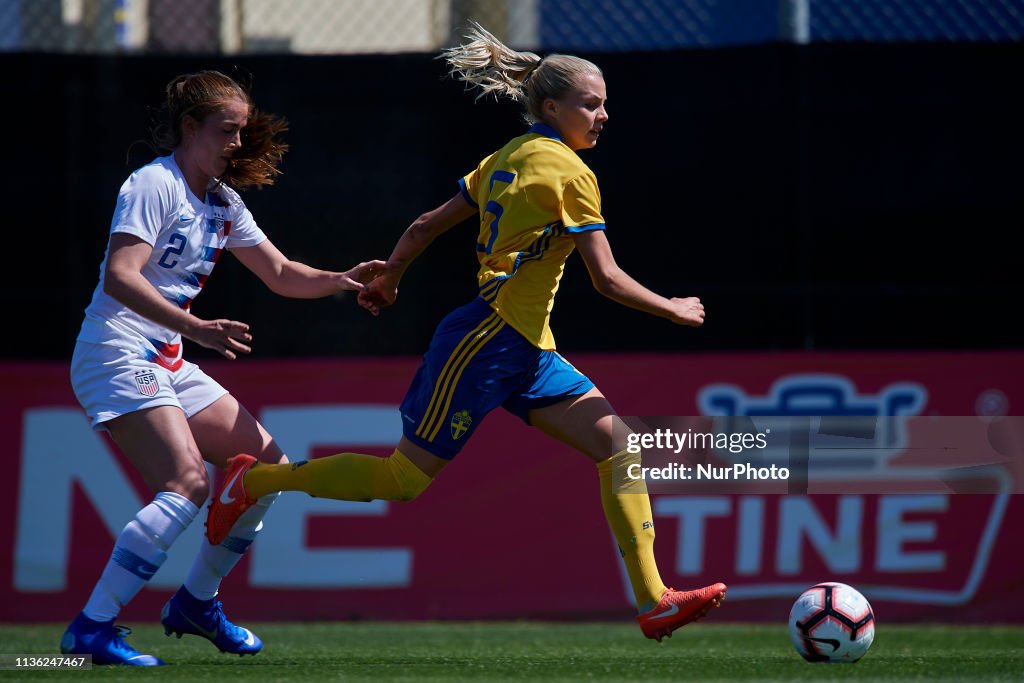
[134, 370, 159, 397]
[450, 409, 472, 441]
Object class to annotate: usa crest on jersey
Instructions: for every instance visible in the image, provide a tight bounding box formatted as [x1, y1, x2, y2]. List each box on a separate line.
[134, 370, 159, 397]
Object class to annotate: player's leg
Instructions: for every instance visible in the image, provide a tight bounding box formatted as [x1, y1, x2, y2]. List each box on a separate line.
[205, 298, 517, 543]
[236, 435, 442, 502]
[207, 433, 441, 547]
[526, 388, 670, 608]
[524, 372, 726, 641]
[158, 391, 283, 655]
[61, 405, 207, 666]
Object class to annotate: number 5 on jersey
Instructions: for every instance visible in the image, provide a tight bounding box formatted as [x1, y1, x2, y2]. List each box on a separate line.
[478, 171, 516, 255]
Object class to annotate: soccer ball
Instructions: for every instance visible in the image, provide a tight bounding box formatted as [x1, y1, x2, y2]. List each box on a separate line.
[789, 582, 875, 663]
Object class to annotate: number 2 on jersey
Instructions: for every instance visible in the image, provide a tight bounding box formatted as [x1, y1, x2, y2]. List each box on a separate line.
[158, 233, 187, 269]
[479, 171, 516, 255]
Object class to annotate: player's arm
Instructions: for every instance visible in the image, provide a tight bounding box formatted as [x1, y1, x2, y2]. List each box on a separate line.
[104, 233, 253, 359]
[231, 239, 385, 300]
[572, 230, 704, 327]
[358, 192, 477, 313]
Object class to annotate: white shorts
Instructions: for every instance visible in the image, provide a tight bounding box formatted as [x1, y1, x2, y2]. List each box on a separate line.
[71, 341, 228, 430]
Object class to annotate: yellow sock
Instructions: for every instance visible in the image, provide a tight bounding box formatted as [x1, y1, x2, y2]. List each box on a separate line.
[597, 449, 667, 613]
[245, 449, 432, 502]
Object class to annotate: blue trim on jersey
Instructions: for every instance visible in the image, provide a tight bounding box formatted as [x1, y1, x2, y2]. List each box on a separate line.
[205, 191, 229, 208]
[516, 222, 559, 270]
[169, 293, 192, 309]
[565, 223, 606, 233]
[479, 275, 510, 303]
[529, 122, 562, 140]
[457, 177, 478, 209]
[112, 547, 160, 580]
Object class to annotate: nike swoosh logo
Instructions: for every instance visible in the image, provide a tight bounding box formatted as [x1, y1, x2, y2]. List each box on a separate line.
[138, 566, 155, 577]
[181, 612, 218, 640]
[179, 215, 195, 224]
[803, 636, 840, 652]
[243, 629, 256, 646]
[647, 603, 680, 621]
[219, 468, 245, 504]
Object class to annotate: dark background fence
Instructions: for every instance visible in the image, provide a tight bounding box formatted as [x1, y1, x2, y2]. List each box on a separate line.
[4, 41, 1022, 360]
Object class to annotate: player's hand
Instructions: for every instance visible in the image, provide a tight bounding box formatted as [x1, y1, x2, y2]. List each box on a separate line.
[188, 318, 253, 360]
[668, 297, 705, 327]
[338, 260, 387, 291]
[358, 271, 400, 316]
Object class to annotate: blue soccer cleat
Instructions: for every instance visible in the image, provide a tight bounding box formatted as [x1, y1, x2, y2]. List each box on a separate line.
[160, 586, 262, 655]
[60, 612, 164, 666]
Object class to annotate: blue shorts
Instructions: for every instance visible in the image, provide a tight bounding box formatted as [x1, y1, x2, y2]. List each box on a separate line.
[401, 297, 595, 459]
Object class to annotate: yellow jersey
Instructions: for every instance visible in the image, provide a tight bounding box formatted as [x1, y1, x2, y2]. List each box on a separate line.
[459, 123, 606, 350]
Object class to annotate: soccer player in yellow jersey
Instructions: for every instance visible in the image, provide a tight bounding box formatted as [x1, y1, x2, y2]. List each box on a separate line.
[207, 23, 726, 641]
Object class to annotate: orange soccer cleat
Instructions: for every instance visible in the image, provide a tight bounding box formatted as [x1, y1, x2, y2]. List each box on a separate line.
[205, 453, 258, 545]
[637, 582, 728, 642]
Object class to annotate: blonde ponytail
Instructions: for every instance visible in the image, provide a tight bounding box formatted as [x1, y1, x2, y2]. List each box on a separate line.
[442, 21, 601, 124]
[441, 21, 540, 108]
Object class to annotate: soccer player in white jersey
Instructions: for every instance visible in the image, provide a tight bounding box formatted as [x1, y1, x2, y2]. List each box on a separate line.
[206, 25, 726, 643]
[61, 70, 383, 666]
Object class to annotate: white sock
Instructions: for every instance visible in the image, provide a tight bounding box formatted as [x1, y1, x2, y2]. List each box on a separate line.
[83, 492, 197, 622]
[183, 492, 279, 601]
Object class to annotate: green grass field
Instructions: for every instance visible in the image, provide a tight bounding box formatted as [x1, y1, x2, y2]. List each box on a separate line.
[1, 622, 1021, 682]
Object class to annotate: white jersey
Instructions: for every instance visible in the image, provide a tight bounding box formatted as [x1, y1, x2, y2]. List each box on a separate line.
[78, 155, 266, 371]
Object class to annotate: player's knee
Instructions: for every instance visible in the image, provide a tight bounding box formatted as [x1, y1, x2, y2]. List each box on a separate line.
[182, 481, 209, 509]
[167, 463, 209, 508]
[386, 449, 434, 501]
[393, 475, 431, 501]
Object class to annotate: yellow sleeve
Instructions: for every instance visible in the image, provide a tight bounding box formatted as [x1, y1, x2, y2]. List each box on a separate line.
[561, 172, 605, 232]
[459, 152, 496, 210]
